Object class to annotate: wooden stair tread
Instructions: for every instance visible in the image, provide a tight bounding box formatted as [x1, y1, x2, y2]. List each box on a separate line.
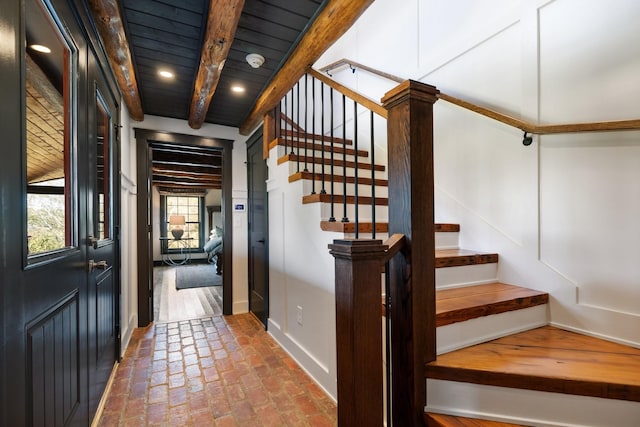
[435, 249, 498, 268]
[436, 283, 548, 327]
[276, 130, 353, 146]
[302, 193, 388, 206]
[435, 223, 460, 232]
[270, 137, 366, 156]
[426, 325, 640, 402]
[320, 221, 388, 233]
[425, 412, 525, 427]
[289, 171, 388, 187]
[278, 153, 385, 171]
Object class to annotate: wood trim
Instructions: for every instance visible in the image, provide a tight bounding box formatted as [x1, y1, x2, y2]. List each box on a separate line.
[381, 233, 405, 264]
[319, 58, 404, 84]
[87, 0, 144, 121]
[308, 68, 387, 118]
[239, 0, 375, 135]
[188, 0, 245, 129]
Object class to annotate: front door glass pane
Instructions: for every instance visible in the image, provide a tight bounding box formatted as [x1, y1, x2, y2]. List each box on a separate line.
[96, 94, 110, 240]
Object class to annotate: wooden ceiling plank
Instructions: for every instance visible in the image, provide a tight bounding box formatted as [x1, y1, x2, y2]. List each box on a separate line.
[188, 0, 246, 129]
[239, 0, 374, 135]
[88, 0, 144, 120]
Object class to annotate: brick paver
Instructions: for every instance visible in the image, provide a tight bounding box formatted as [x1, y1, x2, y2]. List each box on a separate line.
[98, 314, 337, 426]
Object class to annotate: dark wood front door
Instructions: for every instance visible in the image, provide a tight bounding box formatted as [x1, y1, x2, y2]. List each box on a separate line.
[247, 130, 269, 328]
[0, 0, 119, 424]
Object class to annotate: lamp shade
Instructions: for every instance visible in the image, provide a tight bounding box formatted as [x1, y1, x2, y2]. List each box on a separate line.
[169, 215, 185, 226]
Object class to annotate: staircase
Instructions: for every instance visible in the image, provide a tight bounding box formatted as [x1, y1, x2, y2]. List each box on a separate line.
[269, 75, 640, 426]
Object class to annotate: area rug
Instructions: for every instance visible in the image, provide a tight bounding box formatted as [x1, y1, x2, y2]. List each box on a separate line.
[175, 263, 222, 290]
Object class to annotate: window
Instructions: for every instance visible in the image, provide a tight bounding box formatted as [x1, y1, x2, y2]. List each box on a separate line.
[25, 0, 77, 257]
[163, 195, 203, 251]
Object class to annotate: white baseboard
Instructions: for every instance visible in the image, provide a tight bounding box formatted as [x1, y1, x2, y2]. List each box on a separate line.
[233, 300, 249, 314]
[268, 318, 337, 401]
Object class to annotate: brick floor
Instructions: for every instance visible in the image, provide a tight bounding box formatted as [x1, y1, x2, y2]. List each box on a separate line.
[97, 314, 337, 426]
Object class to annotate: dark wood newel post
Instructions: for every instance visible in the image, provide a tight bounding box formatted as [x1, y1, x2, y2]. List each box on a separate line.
[381, 80, 439, 426]
[329, 239, 387, 427]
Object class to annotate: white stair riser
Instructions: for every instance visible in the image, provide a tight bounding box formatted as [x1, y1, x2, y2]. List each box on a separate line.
[435, 231, 459, 250]
[276, 144, 366, 163]
[437, 305, 548, 355]
[436, 263, 497, 289]
[285, 160, 388, 179]
[318, 203, 389, 223]
[426, 380, 640, 427]
[301, 180, 388, 198]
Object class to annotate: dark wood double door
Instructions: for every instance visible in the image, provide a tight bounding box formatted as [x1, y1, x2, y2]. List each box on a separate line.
[0, 0, 120, 424]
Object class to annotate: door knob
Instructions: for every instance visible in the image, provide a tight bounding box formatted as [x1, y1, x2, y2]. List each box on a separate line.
[89, 259, 108, 272]
[87, 235, 98, 249]
[257, 238, 265, 243]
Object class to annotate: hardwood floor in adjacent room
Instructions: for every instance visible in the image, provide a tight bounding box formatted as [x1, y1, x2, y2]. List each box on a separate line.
[154, 265, 223, 323]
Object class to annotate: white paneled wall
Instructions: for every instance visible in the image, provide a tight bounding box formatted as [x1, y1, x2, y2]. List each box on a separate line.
[268, 0, 640, 401]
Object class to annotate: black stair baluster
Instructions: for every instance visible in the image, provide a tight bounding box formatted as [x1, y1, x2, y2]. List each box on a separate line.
[354, 101, 359, 239]
[341, 94, 348, 223]
[370, 110, 376, 240]
[289, 90, 294, 156]
[304, 73, 309, 172]
[296, 81, 300, 172]
[284, 93, 288, 155]
[320, 82, 326, 195]
[311, 77, 316, 195]
[329, 87, 335, 222]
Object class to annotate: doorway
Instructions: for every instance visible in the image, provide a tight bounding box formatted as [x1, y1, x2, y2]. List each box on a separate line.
[134, 130, 234, 326]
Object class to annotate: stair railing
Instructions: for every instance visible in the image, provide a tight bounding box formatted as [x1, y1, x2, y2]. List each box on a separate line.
[267, 68, 388, 239]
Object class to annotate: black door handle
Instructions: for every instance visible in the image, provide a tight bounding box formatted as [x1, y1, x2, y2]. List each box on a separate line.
[257, 239, 265, 243]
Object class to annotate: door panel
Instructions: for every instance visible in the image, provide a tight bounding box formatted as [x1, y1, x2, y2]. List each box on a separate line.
[0, 0, 119, 424]
[247, 131, 269, 328]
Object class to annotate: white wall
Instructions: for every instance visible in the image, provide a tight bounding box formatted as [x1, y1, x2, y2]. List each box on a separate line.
[313, 0, 640, 349]
[126, 115, 250, 314]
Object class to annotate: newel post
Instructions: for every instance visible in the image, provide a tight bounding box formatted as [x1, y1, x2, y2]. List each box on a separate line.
[329, 239, 387, 427]
[381, 80, 439, 426]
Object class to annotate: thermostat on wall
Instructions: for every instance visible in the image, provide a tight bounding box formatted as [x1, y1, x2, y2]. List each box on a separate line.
[234, 203, 245, 212]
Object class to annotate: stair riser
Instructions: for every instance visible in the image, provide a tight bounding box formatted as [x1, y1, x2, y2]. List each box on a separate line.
[317, 203, 389, 223]
[437, 305, 547, 355]
[435, 231, 459, 250]
[426, 380, 640, 427]
[320, 232, 458, 250]
[300, 180, 389, 198]
[285, 160, 388, 179]
[276, 144, 366, 162]
[436, 264, 497, 289]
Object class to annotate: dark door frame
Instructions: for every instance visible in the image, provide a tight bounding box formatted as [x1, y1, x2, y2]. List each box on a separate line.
[246, 128, 269, 328]
[134, 129, 234, 325]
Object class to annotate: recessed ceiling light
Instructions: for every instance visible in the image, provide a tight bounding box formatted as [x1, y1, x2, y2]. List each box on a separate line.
[158, 70, 174, 79]
[231, 85, 245, 93]
[30, 44, 51, 53]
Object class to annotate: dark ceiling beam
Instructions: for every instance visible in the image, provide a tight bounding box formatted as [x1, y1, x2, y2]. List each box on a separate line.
[239, 0, 374, 135]
[152, 162, 221, 175]
[152, 166, 222, 178]
[88, 0, 144, 120]
[152, 171, 222, 182]
[153, 175, 221, 185]
[152, 180, 222, 191]
[152, 151, 223, 166]
[188, 0, 245, 129]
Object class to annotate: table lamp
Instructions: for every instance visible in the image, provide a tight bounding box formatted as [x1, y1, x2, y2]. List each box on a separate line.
[169, 215, 185, 239]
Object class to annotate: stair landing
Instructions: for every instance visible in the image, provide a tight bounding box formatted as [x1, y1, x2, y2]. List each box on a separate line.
[426, 325, 640, 402]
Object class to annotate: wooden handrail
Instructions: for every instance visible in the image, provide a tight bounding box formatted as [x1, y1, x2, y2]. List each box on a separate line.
[438, 93, 640, 135]
[316, 58, 640, 136]
[307, 68, 388, 119]
[381, 233, 405, 265]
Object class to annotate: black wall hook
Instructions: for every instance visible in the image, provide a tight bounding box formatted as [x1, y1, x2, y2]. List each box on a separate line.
[522, 131, 533, 146]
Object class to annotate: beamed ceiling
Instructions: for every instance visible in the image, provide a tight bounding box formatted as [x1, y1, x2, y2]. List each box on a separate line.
[84, 0, 374, 191]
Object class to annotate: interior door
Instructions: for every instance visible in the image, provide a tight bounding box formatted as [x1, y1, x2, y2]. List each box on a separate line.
[86, 54, 120, 416]
[1, 0, 94, 424]
[247, 130, 269, 328]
